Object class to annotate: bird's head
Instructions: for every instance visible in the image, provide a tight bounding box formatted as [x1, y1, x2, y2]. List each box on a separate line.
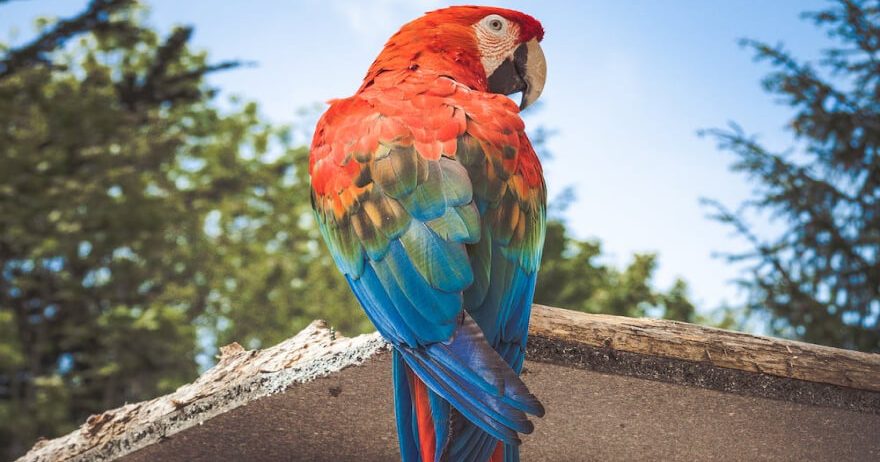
[362, 6, 546, 109]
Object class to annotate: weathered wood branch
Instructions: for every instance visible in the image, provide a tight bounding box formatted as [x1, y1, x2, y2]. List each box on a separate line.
[20, 320, 388, 462]
[529, 304, 880, 392]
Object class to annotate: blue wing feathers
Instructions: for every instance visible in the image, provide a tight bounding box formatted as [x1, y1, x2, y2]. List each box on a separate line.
[449, 419, 497, 462]
[439, 157, 474, 205]
[368, 253, 457, 344]
[393, 312, 543, 446]
[393, 350, 420, 461]
[401, 351, 516, 443]
[399, 221, 473, 293]
[318, 220, 364, 277]
[400, 161, 446, 221]
[427, 386, 450, 461]
[346, 269, 420, 347]
[426, 203, 480, 244]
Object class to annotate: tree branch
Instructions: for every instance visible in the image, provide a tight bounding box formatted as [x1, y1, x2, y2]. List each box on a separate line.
[0, 0, 136, 79]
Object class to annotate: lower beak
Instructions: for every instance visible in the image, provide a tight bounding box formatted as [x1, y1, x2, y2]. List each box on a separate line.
[487, 39, 547, 110]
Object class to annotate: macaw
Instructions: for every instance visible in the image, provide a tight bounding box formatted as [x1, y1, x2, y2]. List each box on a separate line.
[309, 6, 547, 462]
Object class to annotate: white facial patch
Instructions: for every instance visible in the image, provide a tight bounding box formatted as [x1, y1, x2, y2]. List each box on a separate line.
[474, 15, 519, 77]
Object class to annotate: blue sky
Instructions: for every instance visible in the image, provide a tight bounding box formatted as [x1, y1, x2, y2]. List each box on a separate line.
[1, 0, 831, 312]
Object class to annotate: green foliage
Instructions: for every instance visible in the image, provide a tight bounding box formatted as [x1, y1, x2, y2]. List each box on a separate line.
[0, 2, 364, 458]
[703, 0, 879, 352]
[535, 221, 698, 322]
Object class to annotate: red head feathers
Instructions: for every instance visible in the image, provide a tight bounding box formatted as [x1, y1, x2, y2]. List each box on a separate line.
[361, 6, 545, 97]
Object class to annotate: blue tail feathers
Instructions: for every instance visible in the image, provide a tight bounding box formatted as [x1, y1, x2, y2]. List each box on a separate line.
[392, 312, 543, 461]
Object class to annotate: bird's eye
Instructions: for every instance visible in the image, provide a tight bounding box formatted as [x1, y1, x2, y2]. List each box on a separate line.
[483, 15, 506, 33]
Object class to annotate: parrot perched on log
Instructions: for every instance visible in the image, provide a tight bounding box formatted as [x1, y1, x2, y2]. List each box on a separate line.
[309, 6, 548, 462]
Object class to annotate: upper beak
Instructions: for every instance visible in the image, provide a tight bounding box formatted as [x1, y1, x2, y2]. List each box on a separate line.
[486, 39, 547, 110]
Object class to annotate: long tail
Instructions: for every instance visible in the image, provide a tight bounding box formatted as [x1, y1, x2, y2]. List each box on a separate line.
[392, 313, 542, 462]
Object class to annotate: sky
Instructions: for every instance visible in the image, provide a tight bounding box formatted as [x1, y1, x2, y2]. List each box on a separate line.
[1, 0, 832, 313]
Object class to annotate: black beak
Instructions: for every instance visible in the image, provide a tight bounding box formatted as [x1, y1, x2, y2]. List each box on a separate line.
[486, 39, 547, 110]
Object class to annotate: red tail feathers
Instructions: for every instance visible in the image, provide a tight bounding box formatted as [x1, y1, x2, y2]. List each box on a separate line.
[489, 441, 504, 462]
[407, 369, 436, 462]
[409, 370, 506, 462]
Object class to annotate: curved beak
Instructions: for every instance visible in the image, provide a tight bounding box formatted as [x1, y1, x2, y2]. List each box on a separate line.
[487, 39, 547, 110]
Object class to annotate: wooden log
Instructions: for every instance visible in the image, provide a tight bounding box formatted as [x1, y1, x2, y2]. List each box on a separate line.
[529, 304, 880, 392]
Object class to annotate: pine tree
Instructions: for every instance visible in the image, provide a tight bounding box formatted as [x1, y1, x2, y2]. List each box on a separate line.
[703, 0, 879, 352]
